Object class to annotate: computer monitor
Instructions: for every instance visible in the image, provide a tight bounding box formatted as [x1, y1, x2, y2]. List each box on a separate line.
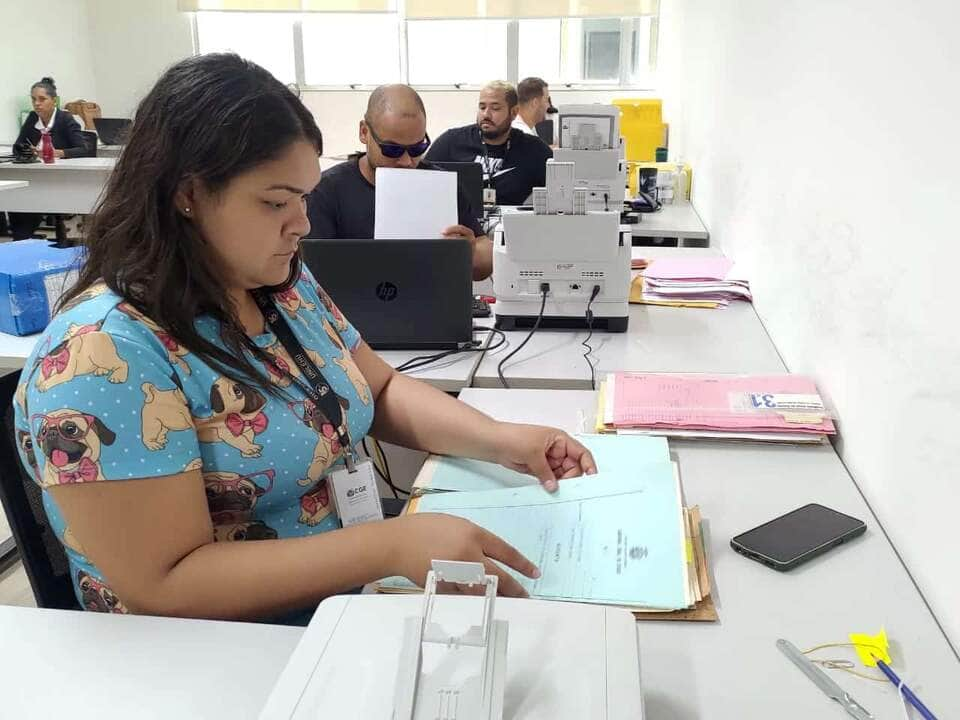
[300, 238, 473, 350]
[535, 119, 555, 145]
[93, 118, 132, 146]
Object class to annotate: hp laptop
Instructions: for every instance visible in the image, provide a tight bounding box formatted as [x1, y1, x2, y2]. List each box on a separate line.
[428, 161, 484, 220]
[300, 238, 473, 350]
[93, 118, 132, 146]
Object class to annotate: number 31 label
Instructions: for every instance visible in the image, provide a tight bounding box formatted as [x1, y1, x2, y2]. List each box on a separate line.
[731, 393, 826, 413]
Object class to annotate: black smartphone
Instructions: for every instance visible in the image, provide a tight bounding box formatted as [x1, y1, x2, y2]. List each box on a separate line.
[730, 503, 866, 571]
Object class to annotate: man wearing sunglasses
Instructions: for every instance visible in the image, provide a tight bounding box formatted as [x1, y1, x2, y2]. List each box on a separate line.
[306, 84, 492, 280]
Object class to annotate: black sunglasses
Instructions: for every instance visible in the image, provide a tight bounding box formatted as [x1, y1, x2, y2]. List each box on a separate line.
[367, 123, 431, 159]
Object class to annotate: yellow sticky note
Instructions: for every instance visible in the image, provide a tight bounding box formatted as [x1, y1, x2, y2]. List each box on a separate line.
[595, 381, 608, 433]
[849, 628, 892, 667]
[779, 412, 825, 424]
[686, 539, 694, 563]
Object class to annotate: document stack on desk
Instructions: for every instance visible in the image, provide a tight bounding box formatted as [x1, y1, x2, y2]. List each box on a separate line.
[630, 256, 751, 308]
[596, 372, 836, 444]
[377, 435, 717, 620]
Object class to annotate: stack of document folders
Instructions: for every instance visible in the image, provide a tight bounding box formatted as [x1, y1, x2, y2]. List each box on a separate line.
[630, 256, 751, 308]
[377, 434, 716, 620]
[596, 372, 836, 444]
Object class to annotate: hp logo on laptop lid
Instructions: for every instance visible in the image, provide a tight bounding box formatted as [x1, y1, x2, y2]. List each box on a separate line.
[375, 281, 399, 302]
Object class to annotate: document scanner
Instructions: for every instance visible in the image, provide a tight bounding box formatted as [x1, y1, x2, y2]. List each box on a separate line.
[493, 160, 631, 332]
[392, 561, 508, 720]
[259, 562, 644, 720]
[552, 104, 627, 213]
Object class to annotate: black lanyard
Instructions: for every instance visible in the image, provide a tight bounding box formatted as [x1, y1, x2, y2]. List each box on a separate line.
[252, 289, 357, 472]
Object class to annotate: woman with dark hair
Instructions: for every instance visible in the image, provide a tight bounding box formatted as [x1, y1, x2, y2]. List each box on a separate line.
[12, 54, 596, 623]
[9, 76, 94, 240]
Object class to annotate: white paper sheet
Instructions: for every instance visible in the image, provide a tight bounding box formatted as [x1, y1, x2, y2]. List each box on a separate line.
[373, 167, 458, 239]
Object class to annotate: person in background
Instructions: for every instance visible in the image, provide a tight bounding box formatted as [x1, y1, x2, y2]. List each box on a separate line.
[426, 81, 552, 206]
[13, 54, 596, 624]
[306, 84, 492, 280]
[512, 77, 550, 136]
[9, 76, 93, 240]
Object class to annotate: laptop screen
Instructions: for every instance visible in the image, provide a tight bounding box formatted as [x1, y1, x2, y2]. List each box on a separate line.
[299, 238, 473, 351]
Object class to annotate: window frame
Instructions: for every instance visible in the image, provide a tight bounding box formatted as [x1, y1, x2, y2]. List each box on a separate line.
[191, 12, 658, 91]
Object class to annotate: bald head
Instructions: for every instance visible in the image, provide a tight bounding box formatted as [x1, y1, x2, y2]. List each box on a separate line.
[364, 84, 426, 125]
[359, 84, 430, 177]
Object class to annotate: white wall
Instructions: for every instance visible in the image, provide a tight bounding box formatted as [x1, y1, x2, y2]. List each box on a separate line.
[0, 0, 98, 141]
[86, 0, 195, 118]
[665, 0, 960, 648]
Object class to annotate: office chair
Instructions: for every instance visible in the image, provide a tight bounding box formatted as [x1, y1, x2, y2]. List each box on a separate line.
[38, 133, 97, 248]
[79, 131, 98, 158]
[0, 370, 81, 610]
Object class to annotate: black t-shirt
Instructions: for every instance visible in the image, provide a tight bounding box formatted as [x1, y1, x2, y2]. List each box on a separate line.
[306, 156, 483, 239]
[424, 125, 552, 206]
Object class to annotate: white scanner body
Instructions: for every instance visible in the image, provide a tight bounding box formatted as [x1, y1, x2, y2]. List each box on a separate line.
[493, 211, 631, 332]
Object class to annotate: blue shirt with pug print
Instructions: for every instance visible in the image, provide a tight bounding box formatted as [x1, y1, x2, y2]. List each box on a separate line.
[12, 268, 374, 616]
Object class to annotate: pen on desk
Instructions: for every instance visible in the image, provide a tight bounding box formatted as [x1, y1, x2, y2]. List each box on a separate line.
[872, 656, 939, 720]
[409, 487, 456, 499]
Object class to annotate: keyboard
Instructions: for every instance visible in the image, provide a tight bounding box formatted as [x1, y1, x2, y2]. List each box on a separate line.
[472, 296, 491, 318]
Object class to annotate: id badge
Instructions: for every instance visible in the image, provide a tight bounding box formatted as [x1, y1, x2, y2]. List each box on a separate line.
[328, 459, 384, 527]
[483, 187, 497, 205]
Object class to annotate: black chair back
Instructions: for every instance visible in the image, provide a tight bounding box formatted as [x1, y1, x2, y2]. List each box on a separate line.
[79, 130, 98, 158]
[0, 370, 80, 609]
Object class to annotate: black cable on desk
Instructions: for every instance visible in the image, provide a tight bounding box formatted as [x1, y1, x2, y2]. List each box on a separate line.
[394, 327, 506, 373]
[582, 284, 601, 391]
[497, 285, 549, 389]
[361, 436, 407, 498]
[395, 347, 469, 373]
[374, 437, 398, 496]
[484, 327, 507, 351]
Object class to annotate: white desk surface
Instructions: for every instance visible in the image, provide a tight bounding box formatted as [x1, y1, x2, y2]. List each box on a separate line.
[0, 605, 302, 719]
[380, 325, 493, 392]
[98, 144, 123, 158]
[0, 180, 28, 191]
[458, 387, 960, 719]
[474, 301, 783, 389]
[630, 203, 709, 240]
[0, 156, 114, 171]
[632, 245, 718, 261]
[0, 157, 114, 214]
[0, 331, 39, 368]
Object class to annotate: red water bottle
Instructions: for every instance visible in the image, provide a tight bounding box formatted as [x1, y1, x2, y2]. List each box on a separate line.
[40, 130, 55, 164]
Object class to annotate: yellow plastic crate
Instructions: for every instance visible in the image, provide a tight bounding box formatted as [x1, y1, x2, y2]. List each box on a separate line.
[614, 98, 668, 165]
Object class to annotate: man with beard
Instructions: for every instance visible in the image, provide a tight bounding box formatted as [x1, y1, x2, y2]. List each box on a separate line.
[306, 84, 492, 280]
[425, 81, 552, 206]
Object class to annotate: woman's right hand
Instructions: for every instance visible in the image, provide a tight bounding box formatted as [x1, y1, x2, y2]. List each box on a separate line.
[391, 513, 539, 598]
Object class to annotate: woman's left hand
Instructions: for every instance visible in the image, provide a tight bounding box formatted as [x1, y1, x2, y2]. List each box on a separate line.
[495, 423, 597, 492]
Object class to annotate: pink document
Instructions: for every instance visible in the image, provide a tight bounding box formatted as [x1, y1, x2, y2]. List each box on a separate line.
[609, 373, 836, 434]
[642, 257, 734, 281]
